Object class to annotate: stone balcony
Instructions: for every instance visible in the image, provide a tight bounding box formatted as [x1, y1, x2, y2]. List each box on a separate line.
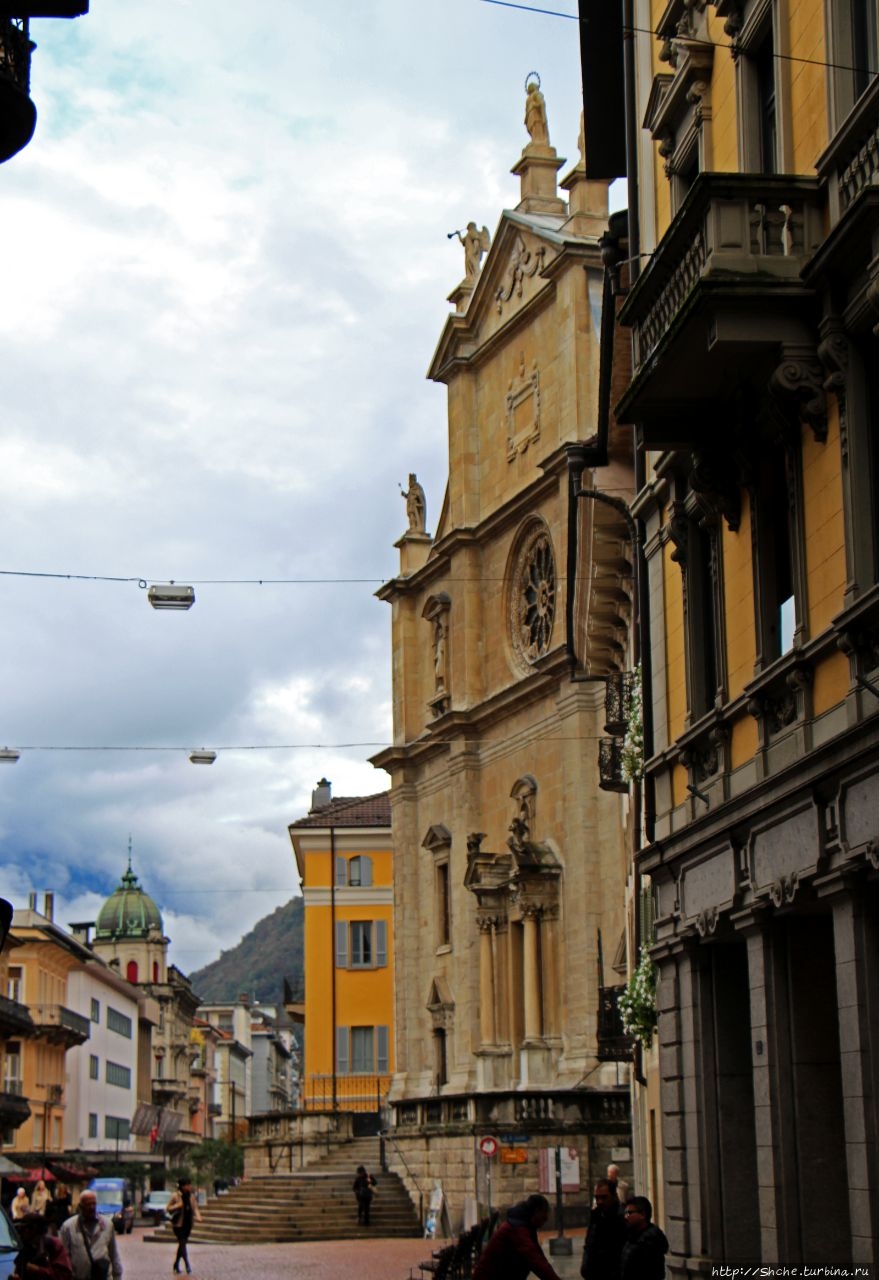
[30, 1003, 90, 1047]
[617, 173, 825, 430]
[817, 75, 879, 225]
[0, 1085, 30, 1132]
[0, 993, 34, 1037]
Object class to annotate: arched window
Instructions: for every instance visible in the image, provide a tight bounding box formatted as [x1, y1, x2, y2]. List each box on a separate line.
[126, 960, 138, 983]
[348, 856, 373, 888]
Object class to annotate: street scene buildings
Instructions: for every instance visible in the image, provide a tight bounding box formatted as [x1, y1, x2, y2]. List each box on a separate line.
[0, 0, 878, 1269]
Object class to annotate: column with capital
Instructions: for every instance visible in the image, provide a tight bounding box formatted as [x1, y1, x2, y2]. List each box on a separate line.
[522, 906, 542, 1042]
[477, 915, 497, 1047]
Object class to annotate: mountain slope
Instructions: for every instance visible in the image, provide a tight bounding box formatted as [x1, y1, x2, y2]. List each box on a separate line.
[188, 895, 304, 1005]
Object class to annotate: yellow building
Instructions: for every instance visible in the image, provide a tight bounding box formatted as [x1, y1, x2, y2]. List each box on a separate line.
[289, 781, 393, 1116]
[7, 896, 90, 1162]
[580, 0, 879, 1271]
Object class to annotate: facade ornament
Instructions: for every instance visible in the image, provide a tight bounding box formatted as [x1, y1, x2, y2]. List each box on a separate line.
[524, 75, 549, 146]
[496, 235, 546, 313]
[423, 593, 451, 717]
[817, 316, 850, 459]
[466, 831, 487, 857]
[714, 0, 744, 40]
[510, 775, 538, 844]
[456, 222, 491, 278]
[768, 347, 828, 442]
[695, 905, 719, 936]
[866, 838, 879, 870]
[769, 871, 799, 907]
[506, 353, 541, 460]
[508, 815, 529, 857]
[667, 500, 689, 564]
[401, 473, 427, 532]
[509, 524, 556, 667]
[690, 449, 741, 530]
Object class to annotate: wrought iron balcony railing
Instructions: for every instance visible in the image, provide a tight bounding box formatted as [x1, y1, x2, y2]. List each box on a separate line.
[598, 737, 629, 793]
[596, 984, 634, 1062]
[0, 993, 34, 1036]
[0, 1088, 30, 1130]
[604, 671, 634, 737]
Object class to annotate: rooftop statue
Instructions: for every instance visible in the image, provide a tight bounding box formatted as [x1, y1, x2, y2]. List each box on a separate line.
[524, 77, 549, 146]
[401, 473, 426, 533]
[457, 222, 491, 278]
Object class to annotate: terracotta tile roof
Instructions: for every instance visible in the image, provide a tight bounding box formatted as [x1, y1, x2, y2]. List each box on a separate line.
[289, 791, 391, 829]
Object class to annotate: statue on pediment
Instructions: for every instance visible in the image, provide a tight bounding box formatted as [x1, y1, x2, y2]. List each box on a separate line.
[457, 222, 491, 278]
[401, 473, 426, 533]
[524, 77, 549, 146]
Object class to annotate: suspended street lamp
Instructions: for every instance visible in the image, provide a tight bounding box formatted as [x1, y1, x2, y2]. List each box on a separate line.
[147, 583, 195, 611]
[188, 750, 217, 765]
[0, 748, 20, 762]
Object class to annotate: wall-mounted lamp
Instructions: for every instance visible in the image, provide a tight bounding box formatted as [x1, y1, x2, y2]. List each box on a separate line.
[0, 748, 20, 763]
[188, 750, 217, 765]
[147, 583, 195, 611]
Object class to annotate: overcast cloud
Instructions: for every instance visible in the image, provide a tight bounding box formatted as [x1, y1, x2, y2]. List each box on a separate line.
[0, 0, 602, 978]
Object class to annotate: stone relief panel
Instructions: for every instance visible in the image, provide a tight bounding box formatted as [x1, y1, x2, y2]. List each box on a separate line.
[506, 353, 541, 461]
[751, 805, 818, 892]
[680, 850, 736, 924]
[839, 771, 879, 854]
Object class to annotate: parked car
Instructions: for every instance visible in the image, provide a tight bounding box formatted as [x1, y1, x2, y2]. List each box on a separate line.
[141, 1190, 173, 1225]
[88, 1178, 134, 1235]
[0, 1205, 17, 1280]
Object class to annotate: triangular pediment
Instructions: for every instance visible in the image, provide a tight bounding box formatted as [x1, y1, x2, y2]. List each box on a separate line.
[428, 211, 581, 384]
[427, 976, 454, 1010]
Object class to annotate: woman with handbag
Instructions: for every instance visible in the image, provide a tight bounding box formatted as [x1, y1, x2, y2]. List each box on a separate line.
[166, 1179, 202, 1275]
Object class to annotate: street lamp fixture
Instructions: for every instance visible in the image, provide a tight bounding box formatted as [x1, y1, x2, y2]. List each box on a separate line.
[0, 748, 19, 762]
[147, 583, 195, 611]
[188, 750, 217, 765]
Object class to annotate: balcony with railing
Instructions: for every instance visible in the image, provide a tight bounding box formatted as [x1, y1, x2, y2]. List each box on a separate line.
[0, 1082, 30, 1130]
[617, 173, 825, 428]
[30, 1003, 90, 1047]
[0, 993, 34, 1037]
[0, 19, 34, 162]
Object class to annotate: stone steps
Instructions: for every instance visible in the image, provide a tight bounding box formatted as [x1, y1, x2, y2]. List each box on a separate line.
[148, 1138, 420, 1244]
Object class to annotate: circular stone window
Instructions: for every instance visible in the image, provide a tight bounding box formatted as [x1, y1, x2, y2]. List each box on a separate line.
[509, 524, 556, 667]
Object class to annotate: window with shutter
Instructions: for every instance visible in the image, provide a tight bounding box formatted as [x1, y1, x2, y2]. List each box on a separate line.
[376, 919, 388, 967]
[335, 919, 349, 968]
[335, 856, 347, 887]
[336, 1026, 350, 1075]
[377, 1025, 389, 1073]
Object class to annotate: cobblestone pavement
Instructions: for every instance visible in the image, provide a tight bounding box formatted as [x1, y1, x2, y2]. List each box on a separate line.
[113, 1225, 586, 1280]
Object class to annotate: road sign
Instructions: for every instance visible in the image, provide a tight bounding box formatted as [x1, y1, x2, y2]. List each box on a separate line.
[479, 1135, 499, 1158]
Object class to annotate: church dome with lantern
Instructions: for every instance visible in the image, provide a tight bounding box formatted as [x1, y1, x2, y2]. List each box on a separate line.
[95, 862, 164, 941]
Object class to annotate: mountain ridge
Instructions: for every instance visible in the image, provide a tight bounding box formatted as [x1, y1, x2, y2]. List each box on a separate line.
[188, 895, 304, 1005]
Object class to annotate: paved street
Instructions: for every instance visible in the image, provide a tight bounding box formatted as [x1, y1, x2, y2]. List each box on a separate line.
[113, 1224, 586, 1280]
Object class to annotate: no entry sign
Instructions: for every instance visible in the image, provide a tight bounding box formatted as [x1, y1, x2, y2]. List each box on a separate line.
[479, 1135, 499, 1158]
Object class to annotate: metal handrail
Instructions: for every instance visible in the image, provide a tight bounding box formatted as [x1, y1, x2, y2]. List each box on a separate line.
[381, 1128, 424, 1228]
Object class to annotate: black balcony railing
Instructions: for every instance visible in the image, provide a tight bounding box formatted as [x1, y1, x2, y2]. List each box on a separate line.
[598, 737, 629, 793]
[0, 993, 33, 1036]
[596, 984, 633, 1062]
[302, 1073, 389, 1114]
[31, 1004, 90, 1045]
[604, 672, 634, 737]
[0, 1088, 30, 1131]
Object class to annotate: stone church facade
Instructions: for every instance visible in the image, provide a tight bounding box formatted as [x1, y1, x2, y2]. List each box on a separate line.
[372, 85, 635, 1228]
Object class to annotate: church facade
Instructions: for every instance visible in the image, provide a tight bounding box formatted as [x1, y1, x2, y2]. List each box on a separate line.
[372, 84, 635, 1227]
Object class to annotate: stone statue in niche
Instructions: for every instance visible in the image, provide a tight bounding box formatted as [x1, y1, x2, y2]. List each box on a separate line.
[524, 78, 549, 146]
[401, 473, 426, 532]
[456, 222, 491, 277]
[433, 615, 447, 691]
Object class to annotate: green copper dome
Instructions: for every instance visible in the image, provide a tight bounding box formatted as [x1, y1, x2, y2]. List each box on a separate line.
[95, 864, 163, 939]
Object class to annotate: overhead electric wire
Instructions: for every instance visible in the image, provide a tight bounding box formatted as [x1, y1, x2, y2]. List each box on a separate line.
[477, 0, 879, 77]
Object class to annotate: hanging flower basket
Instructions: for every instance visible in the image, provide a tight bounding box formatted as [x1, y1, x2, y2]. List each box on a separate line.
[618, 945, 657, 1048]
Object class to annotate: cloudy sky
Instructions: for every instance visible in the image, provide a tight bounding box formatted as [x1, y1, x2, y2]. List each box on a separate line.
[0, 0, 606, 976]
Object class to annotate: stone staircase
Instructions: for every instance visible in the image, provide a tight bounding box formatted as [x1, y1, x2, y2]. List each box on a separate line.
[149, 1138, 421, 1244]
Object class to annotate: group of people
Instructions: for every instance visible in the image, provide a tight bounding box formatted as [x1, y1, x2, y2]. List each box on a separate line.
[4, 1176, 202, 1280]
[470, 1165, 668, 1280]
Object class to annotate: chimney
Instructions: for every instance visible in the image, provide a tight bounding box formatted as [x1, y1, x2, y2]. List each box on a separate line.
[43, 892, 54, 922]
[311, 778, 332, 812]
[70, 922, 94, 946]
[28, 892, 37, 912]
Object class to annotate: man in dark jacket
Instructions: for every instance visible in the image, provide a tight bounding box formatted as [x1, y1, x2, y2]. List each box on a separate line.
[620, 1197, 668, 1280]
[580, 1180, 626, 1280]
[472, 1195, 564, 1280]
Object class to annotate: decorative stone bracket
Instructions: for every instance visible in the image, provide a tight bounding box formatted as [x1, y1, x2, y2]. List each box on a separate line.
[768, 345, 828, 442]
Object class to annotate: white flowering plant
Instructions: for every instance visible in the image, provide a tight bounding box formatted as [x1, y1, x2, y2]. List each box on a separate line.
[618, 945, 657, 1048]
[621, 665, 643, 782]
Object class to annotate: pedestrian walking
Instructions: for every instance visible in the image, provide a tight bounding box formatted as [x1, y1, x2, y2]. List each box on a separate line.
[166, 1178, 201, 1275]
[472, 1195, 564, 1280]
[580, 1180, 626, 1280]
[31, 1182, 52, 1217]
[620, 1197, 668, 1280]
[59, 1191, 122, 1280]
[352, 1165, 376, 1227]
[12, 1211, 73, 1280]
[12, 1188, 30, 1220]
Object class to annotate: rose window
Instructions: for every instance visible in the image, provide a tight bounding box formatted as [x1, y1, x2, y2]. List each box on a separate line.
[512, 530, 556, 665]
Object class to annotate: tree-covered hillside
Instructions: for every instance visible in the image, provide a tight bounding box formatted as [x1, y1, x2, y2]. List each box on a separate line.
[188, 895, 304, 1005]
